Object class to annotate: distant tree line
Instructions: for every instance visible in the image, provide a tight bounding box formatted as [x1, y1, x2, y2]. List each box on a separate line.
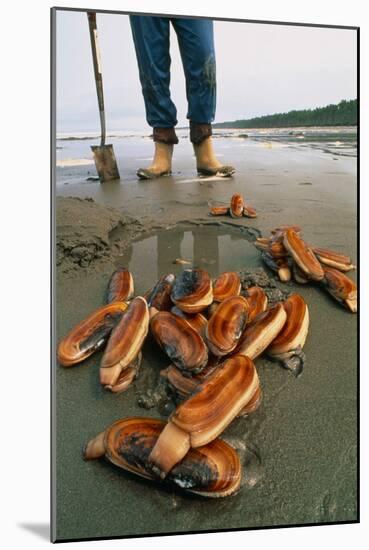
[213, 99, 357, 128]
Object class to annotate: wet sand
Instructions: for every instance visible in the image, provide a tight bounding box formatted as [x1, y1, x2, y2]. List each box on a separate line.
[54, 134, 357, 541]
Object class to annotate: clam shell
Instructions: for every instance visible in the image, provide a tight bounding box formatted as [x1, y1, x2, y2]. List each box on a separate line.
[106, 268, 134, 303]
[312, 247, 356, 272]
[283, 229, 324, 281]
[57, 302, 128, 367]
[322, 267, 357, 312]
[170, 306, 208, 338]
[171, 269, 213, 313]
[235, 303, 287, 359]
[146, 274, 175, 312]
[107, 353, 142, 394]
[269, 241, 289, 259]
[244, 286, 268, 323]
[243, 204, 257, 218]
[148, 355, 258, 476]
[210, 206, 229, 216]
[238, 385, 262, 416]
[171, 355, 259, 447]
[88, 417, 241, 497]
[230, 194, 244, 218]
[162, 359, 221, 400]
[268, 294, 309, 356]
[254, 237, 270, 252]
[213, 272, 241, 302]
[261, 252, 291, 281]
[206, 296, 249, 356]
[292, 262, 310, 284]
[100, 297, 149, 387]
[150, 311, 208, 374]
[271, 225, 302, 235]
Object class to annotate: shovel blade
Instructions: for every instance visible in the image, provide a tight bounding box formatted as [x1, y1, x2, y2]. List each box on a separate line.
[91, 145, 120, 182]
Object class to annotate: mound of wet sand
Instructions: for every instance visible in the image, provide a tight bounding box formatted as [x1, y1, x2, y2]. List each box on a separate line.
[56, 197, 143, 272]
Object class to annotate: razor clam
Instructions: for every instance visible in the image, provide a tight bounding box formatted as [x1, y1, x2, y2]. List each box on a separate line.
[213, 271, 241, 302]
[150, 311, 208, 374]
[261, 252, 292, 282]
[148, 355, 258, 476]
[100, 297, 149, 389]
[171, 269, 213, 313]
[209, 206, 229, 216]
[268, 294, 309, 376]
[292, 262, 310, 284]
[230, 193, 244, 218]
[107, 353, 142, 394]
[283, 229, 324, 281]
[235, 303, 287, 360]
[243, 204, 257, 218]
[106, 268, 134, 303]
[206, 295, 249, 356]
[321, 267, 357, 313]
[170, 306, 208, 338]
[57, 302, 128, 367]
[163, 363, 262, 417]
[244, 286, 268, 323]
[312, 247, 356, 272]
[146, 273, 175, 317]
[83, 417, 241, 498]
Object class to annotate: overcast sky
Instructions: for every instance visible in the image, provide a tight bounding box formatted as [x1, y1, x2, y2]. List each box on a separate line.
[56, 10, 357, 133]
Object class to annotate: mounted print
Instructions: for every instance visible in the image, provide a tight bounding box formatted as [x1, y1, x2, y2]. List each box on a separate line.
[51, 7, 358, 543]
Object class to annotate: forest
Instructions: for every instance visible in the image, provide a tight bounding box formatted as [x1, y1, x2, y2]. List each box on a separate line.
[213, 99, 357, 128]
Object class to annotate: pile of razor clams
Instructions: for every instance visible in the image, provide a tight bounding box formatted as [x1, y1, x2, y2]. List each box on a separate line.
[58, 252, 320, 498]
[254, 225, 357, 313]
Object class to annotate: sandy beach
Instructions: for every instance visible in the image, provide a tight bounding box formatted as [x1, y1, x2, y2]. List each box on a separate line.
[54, 128, 357, 540]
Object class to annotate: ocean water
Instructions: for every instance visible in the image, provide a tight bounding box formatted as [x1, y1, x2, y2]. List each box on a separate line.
[55, 126, 357, 185]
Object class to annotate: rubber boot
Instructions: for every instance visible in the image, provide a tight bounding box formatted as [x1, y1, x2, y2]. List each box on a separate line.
[137, 142, 173, 180]
[193, 137, 235, 177]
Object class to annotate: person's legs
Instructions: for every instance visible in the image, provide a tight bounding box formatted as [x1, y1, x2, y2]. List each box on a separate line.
[129, 15, 178, 178]
[171, 17, 235, 176]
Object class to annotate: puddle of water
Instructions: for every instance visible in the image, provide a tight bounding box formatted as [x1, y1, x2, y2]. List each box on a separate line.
[115, 224, 260, 293]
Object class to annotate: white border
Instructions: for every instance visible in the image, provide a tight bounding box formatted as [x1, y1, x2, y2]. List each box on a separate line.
[2, 1, 366, 548]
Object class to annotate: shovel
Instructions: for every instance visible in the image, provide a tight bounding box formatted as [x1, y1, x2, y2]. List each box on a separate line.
[87, 12, 120, 182]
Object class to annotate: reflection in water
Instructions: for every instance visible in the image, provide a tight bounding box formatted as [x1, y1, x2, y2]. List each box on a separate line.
[117, 224, 258, 291]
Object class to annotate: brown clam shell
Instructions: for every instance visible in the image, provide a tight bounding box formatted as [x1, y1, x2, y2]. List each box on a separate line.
[322, 267, 357, 313]
[292, 262, 310, 284]
[108, 353, 142, 394]
[213, 272, 241, 302]
[171, 306, 208, 338]
[244, 286, 268, 323]
[57, 302, 128, 367]
[268, 294, 309, 356]
[235, 303, 287, 360]
[150, 311, 208, 374]
[269, 241, 289, 259]
[243, 204, 257, 218]
[106, 268, 134, 303]
[85, 417, 241, 498]
[209, 206, 229, 216]
[148, 355, 258, 476]
[261, 252, 291, 281]
[254, 237, 270, 252]
[146, 274, 175, 311]
[100, 297, 149, 387]
[162, 359, 221, 400]
[271, 225, 302, 236]
[230, 194, 244, 218]
[283, 229, 324, 281]
[312, 247, 356, 272]
[171, 269, 213, 313]
[206, 295, 249, 356]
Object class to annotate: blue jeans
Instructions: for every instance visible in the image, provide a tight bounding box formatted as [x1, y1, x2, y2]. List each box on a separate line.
[129, 16, 216, 132]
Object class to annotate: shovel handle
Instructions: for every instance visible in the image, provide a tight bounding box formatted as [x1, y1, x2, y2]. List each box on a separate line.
[87, 12, 106, 146]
